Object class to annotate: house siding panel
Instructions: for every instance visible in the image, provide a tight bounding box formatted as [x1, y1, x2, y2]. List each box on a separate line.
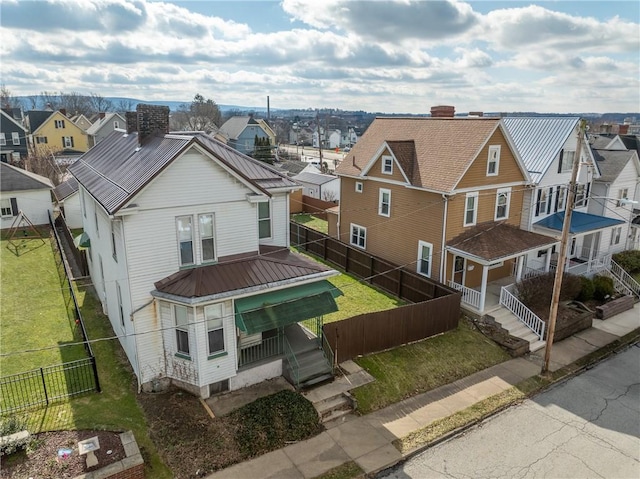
[366, 147, 409, 183]
[260, 193, 289, 247]
[339, 177, 445, 280]
[0, 189, 52, 229]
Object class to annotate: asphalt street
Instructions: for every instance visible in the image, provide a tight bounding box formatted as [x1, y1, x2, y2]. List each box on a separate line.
[379, 344, 640, 479]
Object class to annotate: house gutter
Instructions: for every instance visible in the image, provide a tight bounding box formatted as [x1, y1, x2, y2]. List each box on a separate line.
[440, 193, 449, 283]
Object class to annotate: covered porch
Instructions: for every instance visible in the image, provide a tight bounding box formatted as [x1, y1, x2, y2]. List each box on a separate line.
[446, 223, 558, 315]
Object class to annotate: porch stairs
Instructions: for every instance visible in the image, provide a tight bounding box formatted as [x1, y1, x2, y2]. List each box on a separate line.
[487, 307, 546, 353]
[283, 325, 333, 389]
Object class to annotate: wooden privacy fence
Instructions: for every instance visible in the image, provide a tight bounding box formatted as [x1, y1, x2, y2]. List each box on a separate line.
[290, 222, 455, 303]
[54, 214, 89, 277]
[302, 195, 337, 219]
[323, 293, 460, 363]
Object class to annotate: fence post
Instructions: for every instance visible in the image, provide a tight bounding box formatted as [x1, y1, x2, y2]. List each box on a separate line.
[345, 247, 350, 273]
[369, 257, 374, 283]
[323, 237, 328, 260]
[398, 270, 403, 299]
[40, 368, 49, 406]
[304, 225, 309, 251]
[91, 356, 102, 393]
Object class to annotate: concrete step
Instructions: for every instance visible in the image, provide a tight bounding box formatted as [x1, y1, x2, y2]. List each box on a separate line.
[321, 406, 353, 424]
[316, 395, 352, 421]
[529, 340, 546, 352]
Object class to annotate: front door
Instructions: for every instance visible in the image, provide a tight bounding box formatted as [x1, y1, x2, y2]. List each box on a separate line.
[453, 256, 465, 284]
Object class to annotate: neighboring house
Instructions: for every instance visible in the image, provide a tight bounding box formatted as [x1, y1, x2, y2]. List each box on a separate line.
[335, 116, 557, 315]
[274, 160, 308, 177]
[257, 119, 276, 146]
[29, 110, 90, 155]
[69, 104, 340, 398]
[293, 166, 341, 202]
[1, 109, 28, 164]
[0, 162, 53, 229]
[340, 127, 358, 147]
[503, 117, 625, 273]
[326, 130, 341, 149]
[86, 112, 126, 147]
[52, 177, 82, 229]
[219, 116, 271, 156]
[70, 114, 93, 132]
[588, 137, 640, 251]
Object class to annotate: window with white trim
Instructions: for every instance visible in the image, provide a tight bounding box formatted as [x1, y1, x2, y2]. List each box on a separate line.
[113, 120, 120, 129]
[417, 240, 432, 277]
[36, 136, 48, 144]
[495, 187, 510, 220]
[12, 132, 20, 145]
[54, 119, 65, 129]
[487, 145, 500, 176]
[116, 282, 125, 328]
[258, 201, 271, 239]
[0, 133, 5, 145]
[378, 188, 391, 217]
[177, 216, 194, 266]
[464, 192, 478, 226]
[199, 213, 216, 262]
[174, 305, 190, 356]
[63, 136, 74, 148]
[610, 227, 622, 246]
[1, 198, 13, 217]
[111, 221, 118, 262]
[556, 186, 566, 212]
[574, 184, 587, 208]
[560, 150, 574, 173]
[355, 181, 363, 193]
[205, 303, 225, 356]
[381, 155, 393, 175]
[617, 188, 629, 207]
[350, 223, 366, 249]
[536, 188, 549, 217]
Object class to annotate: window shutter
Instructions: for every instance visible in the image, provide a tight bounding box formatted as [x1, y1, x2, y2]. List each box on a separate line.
[535, 190, 541, 216]
[10, 198, 18, 216]
[547, 188, 553, 214]
[585, 182, 591, 204]
[71, 137, 74, 148]
[558, 150, 563, 173]
[554, 186, 560, 212]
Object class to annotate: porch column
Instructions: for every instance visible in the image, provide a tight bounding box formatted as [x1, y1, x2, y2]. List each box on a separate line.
[515, 255, 524, 282]
[544, 247, 552, 272]
[479, 264, 489, 313]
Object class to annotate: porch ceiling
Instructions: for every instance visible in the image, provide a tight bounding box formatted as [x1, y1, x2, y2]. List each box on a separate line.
[447, 222, 557, 263]
[534, 211, 624, 234]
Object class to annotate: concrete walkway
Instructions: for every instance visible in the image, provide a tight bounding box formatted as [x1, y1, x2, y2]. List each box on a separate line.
[206, 305, 640, 479]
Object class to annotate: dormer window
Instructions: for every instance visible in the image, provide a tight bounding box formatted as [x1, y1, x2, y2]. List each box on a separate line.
[382, 155, 393, 175]
[487, 146, 500, 176]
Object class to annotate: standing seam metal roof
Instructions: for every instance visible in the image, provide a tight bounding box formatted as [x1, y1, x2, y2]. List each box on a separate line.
[502, 117, 580, 184]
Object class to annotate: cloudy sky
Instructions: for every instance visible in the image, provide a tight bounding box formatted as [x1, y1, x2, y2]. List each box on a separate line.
[1, 0, 638, 113]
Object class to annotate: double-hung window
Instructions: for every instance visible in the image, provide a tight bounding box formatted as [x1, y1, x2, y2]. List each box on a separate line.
[36, 136, 48, 144]
[54, 119, 65, 129]
[617, 188, 629, 207]
[378, 188, 391, 217]
[382, 155, 393, 175]
[1, 198, 14, 217]
[12, 132, 20, 145]
[205, 304, 225, 356]
[350, 223, 366, 249]
[177, 216, 194, 266]
[355, 181, 363, 193]
[559, 150, 574, 173]
[487, 146, 500, 176]
[417, 241, 432, 277]
[199, 214, 216, 262]
[464, 192, 478, 226]
[495, 188, 510, 220]
[555, 186, 566, 212]
[258, 202, 271, 239]
[174, 305, 190, 357]
[116, 282, 125, 328]
[536, 188, 549, 216]
[63, 136, 74, 148]
[0, 133, 5, 145]
[610, 227, 622, 246]
[574, 184, 587, 208]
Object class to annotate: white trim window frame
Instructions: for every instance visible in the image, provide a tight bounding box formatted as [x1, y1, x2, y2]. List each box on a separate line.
[12, 132, 20, 145]
[417, 240, 433, 277]
[574, 184, 586, 208]
[0, 198, 13, 217]
[487, 145, 500, 176]
[464, 192, 479, 227]
[378, 188, 391, 217]
[610, 226, 622, 246]
[0, 133, 5, 146]
[54, 119, 65, 129]
[536, 188, 549, 217]
[617, 188, 629, 207]
[177, 215, 194, 266]
[350, 223, 366, 249]
[205, 303, 225, 357]
[494, 187, 511, 221]
[381, 155, 393, 175]
[63, 136, 74, 148]
[113, 120, 120, 129]
[258, 201, 272, 239]
[116, 282, 125, 329]
[174, 304, 191, 357]
[199, 213, 216, 263]
[556, 186, 567, 212]
[355, 181, 363, 193]
[560, 150, 574, 173]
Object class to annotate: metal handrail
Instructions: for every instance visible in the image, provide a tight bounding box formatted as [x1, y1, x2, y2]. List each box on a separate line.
[283, 336, 300, 388]
[500, 284, 546, 340]
[610, 260, 640, 297]
[321, 333, 336, 371]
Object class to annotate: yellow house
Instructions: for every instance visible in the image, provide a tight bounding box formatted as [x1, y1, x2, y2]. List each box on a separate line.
[30, 111, 90, 156]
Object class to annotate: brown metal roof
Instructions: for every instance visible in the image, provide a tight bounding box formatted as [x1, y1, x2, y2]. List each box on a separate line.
[69, 131, 298, 215]
[447, 222, 557, 262]
[336, 117, 501, 193]
[154, 248, 333, 299]
[52, 177, 78, 201]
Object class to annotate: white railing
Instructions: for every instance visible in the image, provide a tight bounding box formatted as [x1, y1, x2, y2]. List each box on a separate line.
[500, 284, 546, 340]
[599, 269, 635, 297]
[521, 266, 547, 280]
[610, 260, 640, 298]
[563, 253, 612, 277]
[448, 280, 481, 309]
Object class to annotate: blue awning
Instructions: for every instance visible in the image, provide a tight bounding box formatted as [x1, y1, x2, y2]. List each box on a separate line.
[534, 211, 624, 234]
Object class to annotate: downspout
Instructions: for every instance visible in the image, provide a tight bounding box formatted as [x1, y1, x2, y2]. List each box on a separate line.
[440, 193, 448, 283]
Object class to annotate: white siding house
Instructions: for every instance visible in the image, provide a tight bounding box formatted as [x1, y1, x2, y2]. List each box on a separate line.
[0, 163, 53, 229]
[70, 104, 339, 398]
[52, 177, 82, 229]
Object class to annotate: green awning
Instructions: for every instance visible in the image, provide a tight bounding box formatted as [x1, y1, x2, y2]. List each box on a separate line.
[73, 232, 90, 248]
[234, 280, 341, 335]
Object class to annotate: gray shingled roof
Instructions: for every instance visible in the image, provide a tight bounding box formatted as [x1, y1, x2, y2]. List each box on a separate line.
[69, 130, 297, 214]
[52, 177, 79, 201]
[503, 117, 580, 183]
[26, 110, 54, 133]
[219, 116, 259, 140]
[86, 113, 123, 135]
[592, 149, 637, 183]
[293, 171, 337, 186]
[1, 163, 53, 191]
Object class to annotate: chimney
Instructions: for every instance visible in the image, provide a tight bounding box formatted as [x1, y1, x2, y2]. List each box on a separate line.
[430, 105, 455, 118]
[59, 108, 67, 117]
[468, 111, 484, 117]
[135, 104, 170, 144]
[125, 111, 138, 134]
[99, 112, 106, 119]
[619, 124, 629, 134]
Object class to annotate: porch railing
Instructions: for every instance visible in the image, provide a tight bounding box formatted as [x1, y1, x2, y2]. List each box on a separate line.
[238, 334, 283, 368]
[448, 280, 481, 309]
[283, 336, 300, 388]
[554, 253, 612, 277]
[521, 266, 546, 280]
[610, 260, 640, 298]
[321, 333, 336, 371]
[599, 269, 635, 297]
[500, 284, 546, 340]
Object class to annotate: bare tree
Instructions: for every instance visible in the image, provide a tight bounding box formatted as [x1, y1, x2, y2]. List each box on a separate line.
[115, 98, 135, 114]
[0, 84, 22, 109]
[38, 91, 62, 110]
[88, 93, 113, 114]
[26, 145, 64, 186]
[170, 93, 221, 132]
[59, 91, 91, 116]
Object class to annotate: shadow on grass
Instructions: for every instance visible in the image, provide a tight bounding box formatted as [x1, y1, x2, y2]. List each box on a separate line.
[4, 237, 47, 257]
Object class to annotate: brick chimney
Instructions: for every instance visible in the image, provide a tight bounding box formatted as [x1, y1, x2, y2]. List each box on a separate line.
[59, 108, 67, 117]
[430, 105, 455, 118]
[136, 104, 170, 144]
[125, 111, 138, 134]
[468, 111, 484, 117]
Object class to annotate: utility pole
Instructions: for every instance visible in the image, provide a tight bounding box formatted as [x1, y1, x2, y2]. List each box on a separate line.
[317, 111, 324, 169]
[543, 118, 587, 374]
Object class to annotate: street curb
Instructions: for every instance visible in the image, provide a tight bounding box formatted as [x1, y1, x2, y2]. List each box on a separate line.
[369, 328, 640, 478]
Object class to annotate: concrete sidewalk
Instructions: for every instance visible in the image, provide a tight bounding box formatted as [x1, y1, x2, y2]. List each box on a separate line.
[207, 305, 640, 479]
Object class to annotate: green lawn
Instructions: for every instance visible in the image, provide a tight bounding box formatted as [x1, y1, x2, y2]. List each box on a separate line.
[291, 213, 329, 234]
[352, 320, 510, 414]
